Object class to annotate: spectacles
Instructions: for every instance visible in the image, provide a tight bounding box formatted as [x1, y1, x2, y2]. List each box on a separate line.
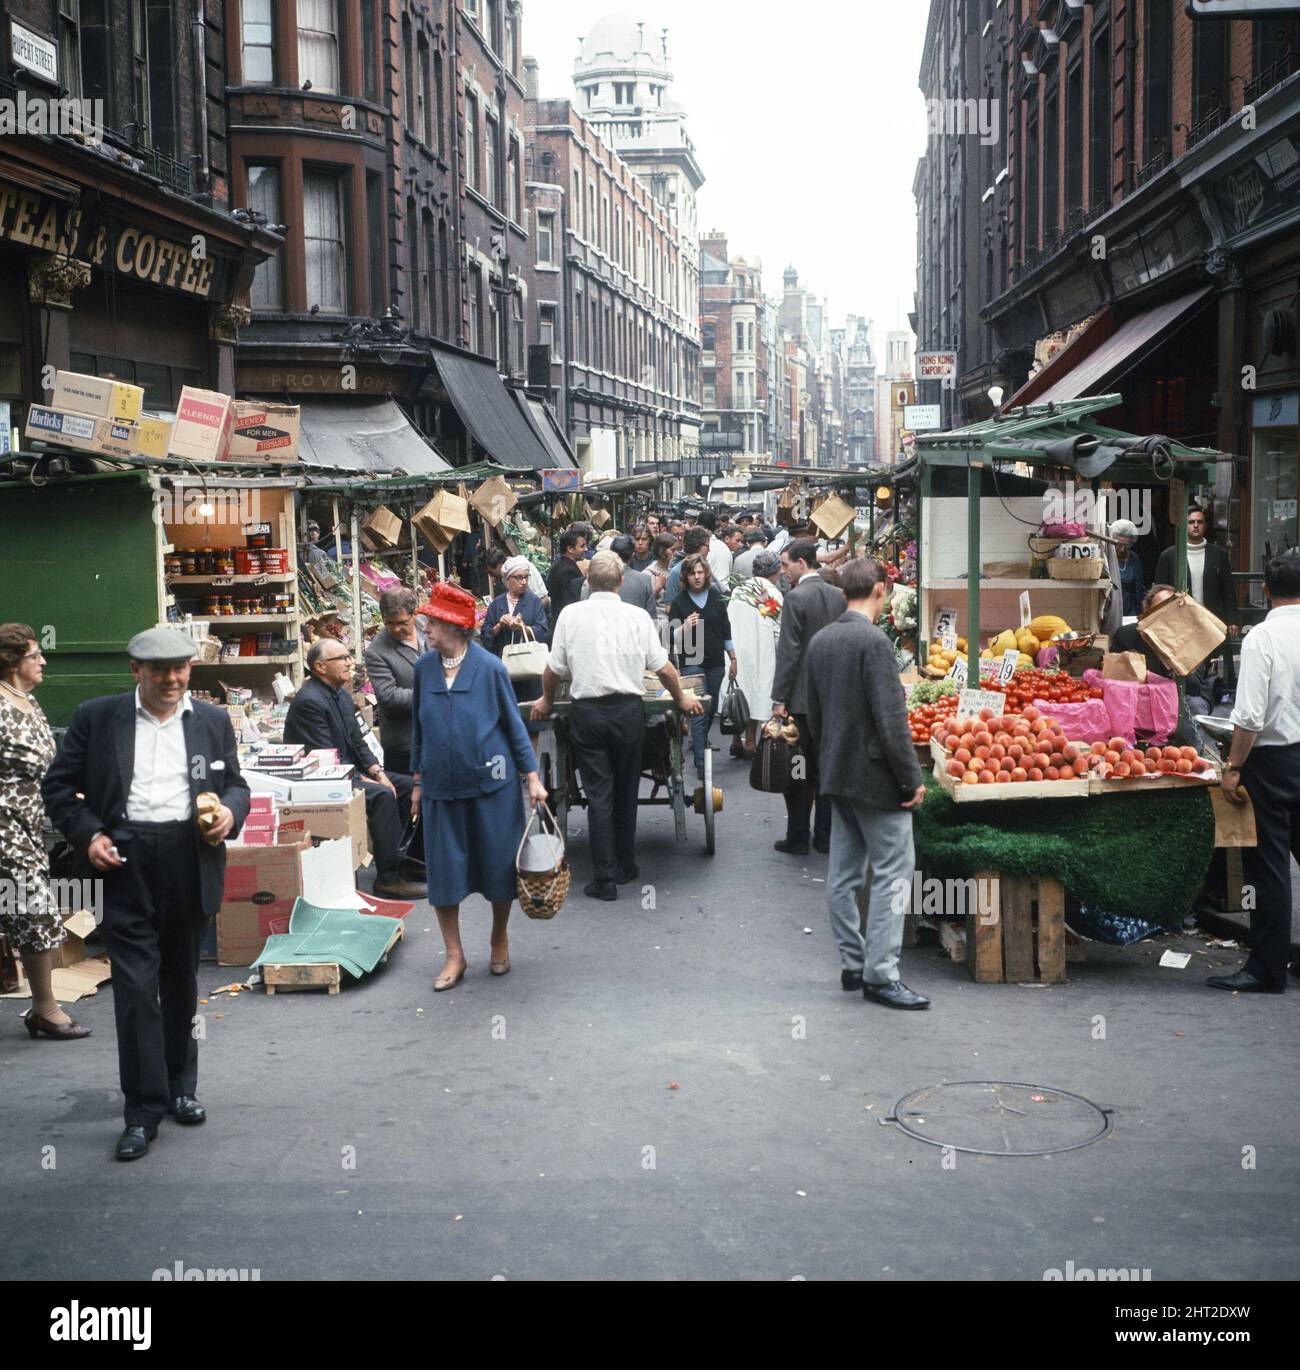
[21, 650, 44, 662]
[321, 653, 353, 663]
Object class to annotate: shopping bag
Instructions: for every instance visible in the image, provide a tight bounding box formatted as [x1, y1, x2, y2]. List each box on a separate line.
[516, 801, 570, 919]
[502, 625, 549, 681]
[719, 679, 751, 736]
[1210, 787, 1257, 847]
[750, 717, 800, 793]
[1102, 651, 1148, 683]
[1137, 591, 1226, 675]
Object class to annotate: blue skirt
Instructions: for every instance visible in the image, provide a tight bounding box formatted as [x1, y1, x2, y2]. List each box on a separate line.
[421, 782, 525, 907]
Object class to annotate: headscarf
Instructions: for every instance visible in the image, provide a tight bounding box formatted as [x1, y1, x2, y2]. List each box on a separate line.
[501, 556, 531, 580]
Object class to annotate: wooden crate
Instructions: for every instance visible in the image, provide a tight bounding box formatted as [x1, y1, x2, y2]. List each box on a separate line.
[262, 923, 403, 996]
[930, 739, 1089, 803]
[965, 871, 1066, 985]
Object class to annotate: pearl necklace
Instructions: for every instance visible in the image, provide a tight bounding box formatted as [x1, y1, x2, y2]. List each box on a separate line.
[441, 651, 467, 671]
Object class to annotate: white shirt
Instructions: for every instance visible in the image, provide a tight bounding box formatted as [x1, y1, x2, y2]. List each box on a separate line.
[1186, 542, 1207, 603]
[547, 591, 669, 699]
[707, 536, 734, 584]
[1229, 604, 1300, 746]
[127, 688, 195, 821]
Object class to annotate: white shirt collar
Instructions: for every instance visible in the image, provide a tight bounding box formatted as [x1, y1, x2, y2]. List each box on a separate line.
[134, 686, 193, 721]
[797, 570, 820, 584]
[589, 591, 621, 602]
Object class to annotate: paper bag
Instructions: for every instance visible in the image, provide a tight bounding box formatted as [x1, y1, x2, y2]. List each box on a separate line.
[469, 475, 518, 528]
[1137, 591, 1226, 675]
[361, 505, 402, 549]
[415, 489, 470, 535]
[1102, 651, 1148, 683]
[809, 493, 855, 541]
[1210, 787, 1257, 847]
[589, 506, 612, 530]
[412, 514, 454, 553]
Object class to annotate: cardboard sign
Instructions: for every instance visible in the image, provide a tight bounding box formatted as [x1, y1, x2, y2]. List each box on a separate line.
[956, 689, 1007, 722]
[934, 606, 958, 646]
[999, 648, 1019, 685]
[946, 655, 968, 688]
[940, 628, 958, 651]
[1019, 591, 1033, 630]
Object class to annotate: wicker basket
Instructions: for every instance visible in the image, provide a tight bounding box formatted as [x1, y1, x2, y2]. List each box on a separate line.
[1028, 535, 1067, 562]
[516, 801, 570, 920]
[1048, 555, 1104, 581]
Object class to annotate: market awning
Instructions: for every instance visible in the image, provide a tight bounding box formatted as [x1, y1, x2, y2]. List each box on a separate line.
[516, 392, 578, 470]
[433, 352, 554, 472]
[296, 399, 451, 474]
[1008, 286, 1215, 408]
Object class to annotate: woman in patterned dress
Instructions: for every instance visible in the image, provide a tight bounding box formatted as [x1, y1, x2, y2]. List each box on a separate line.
[0, 624, 90, 1040]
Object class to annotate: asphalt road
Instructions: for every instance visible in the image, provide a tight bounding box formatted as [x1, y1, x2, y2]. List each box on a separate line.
[2, 744, 1297, 1282]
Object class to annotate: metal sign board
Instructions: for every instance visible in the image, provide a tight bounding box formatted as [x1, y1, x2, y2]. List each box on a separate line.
[891, 384, 914, 410]
[904, 404, 942, 431]
[916, 351, 958, 382]
[10, 21, 59, 84]
[541, 469, 582, 493]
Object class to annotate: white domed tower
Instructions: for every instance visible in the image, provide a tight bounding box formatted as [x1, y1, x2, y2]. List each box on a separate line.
[574, 14, 704, 324]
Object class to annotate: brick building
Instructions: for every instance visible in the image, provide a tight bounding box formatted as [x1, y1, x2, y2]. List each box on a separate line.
[698, 231, 769, 470]
[914, 0, 1300, 589]
[0, 0, 276, 425]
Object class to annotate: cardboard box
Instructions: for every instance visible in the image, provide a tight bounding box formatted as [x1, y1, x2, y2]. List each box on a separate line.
[56, 909, 99, 970]
[132, 416, 174, 458]
[809, 493, 856, 541]
[230, 401, 301, 462]
[412, 512, 454, 553]
[51, 369, 144, 422]
[290, 776, 353, 804]
[243, 769, 294, 800]
[216, 835, 312, 966]
[25, 405, 137, 459]
[169, 386, 235, 463]
[277, 791, 370, 871]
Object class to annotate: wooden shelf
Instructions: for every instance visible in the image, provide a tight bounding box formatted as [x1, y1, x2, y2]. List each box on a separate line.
[192, 614, 297, 625]
[192, 656, 297, 667]
[923, 578, 1112, 592]
[168, 573, 296, 586]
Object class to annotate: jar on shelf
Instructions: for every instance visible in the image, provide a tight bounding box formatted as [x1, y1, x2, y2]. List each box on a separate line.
[204, 596, 221, 616]
[164, 554, 183, 577]
[180, 552, 198, 576]
[214, 549, 236, 576]
[219, 595, 235, 615]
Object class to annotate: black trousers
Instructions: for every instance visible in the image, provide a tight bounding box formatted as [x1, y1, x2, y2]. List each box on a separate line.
[570, 695, 645, 882]
[784, 712, 832, 847]
[1241, 742, 1300, 988]
[97, 821, 205, 1128]
[357, 772, 414, 881]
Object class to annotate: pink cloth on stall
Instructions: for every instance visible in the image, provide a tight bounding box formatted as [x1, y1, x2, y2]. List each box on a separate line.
[1081, 669, 1180, 747]
[1031, 698, 1113, 744]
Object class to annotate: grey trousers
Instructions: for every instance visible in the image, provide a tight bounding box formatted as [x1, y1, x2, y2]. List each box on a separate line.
[827, 797, 915, 984]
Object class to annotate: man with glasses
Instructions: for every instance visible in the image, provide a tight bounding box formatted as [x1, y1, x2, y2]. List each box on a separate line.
[1155, 504, 1239, 681]
[42, 628, 251, 1160]
[285, 640, 425, 900]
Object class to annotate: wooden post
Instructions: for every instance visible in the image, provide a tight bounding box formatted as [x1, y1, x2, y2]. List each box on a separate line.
[410, 502, 419, 587]
[966, 869, 1003, 983]
[1035, 877, 1066, 983]
[350, 508, 363, 653]
[967, 457, 982, 680]
[1000, 875, 1035, 982]
[331, 497, 343, 561]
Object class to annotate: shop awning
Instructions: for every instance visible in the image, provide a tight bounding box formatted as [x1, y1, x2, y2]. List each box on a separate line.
[1008, 286, 1215, 408]
[296, 399, 451, 474]
[516, 392, 578, 470]
[433, 352, 555, 472]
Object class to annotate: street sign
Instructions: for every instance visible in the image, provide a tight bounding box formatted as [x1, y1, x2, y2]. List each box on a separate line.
[891, 384, 914, 411]
[542, 469, 582, 493]
[916, 351, 958, 382]
[904, 404, 942, 432]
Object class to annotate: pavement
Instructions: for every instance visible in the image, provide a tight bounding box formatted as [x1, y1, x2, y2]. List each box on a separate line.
[2, 744, 1297, 1282]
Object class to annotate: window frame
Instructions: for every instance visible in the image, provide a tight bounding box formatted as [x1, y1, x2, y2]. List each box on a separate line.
[247, 162, 285, 312]
[303, 167, 349, 316]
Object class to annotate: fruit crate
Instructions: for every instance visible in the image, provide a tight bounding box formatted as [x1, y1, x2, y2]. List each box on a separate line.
[930, 739, 1090, 802]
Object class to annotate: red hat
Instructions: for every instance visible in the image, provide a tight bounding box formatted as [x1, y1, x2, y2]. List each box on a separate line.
[419, 582, 478, 630]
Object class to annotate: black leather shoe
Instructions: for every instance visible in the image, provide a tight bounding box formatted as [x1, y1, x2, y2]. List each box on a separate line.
[841, 969, 863, 992]
[1206, 969, 1284, 994]
[584, 880, 618, 901]
[615, 863, 640, 886]
[774, 839, 810, 856]
[813, 837, 830, 854]
[115, 1124, 157, 1161]
[863, 980, 930, 1010]
[167, 1095, 207, 1125]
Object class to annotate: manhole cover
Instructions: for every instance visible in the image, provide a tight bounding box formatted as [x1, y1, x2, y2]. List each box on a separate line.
[888, 1081, 1112, 1156]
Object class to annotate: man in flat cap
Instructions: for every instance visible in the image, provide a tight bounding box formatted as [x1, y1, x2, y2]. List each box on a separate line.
[43, 627, 250, 1161]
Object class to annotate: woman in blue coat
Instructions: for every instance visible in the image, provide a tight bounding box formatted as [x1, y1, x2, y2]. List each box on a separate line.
[481, 556, 550, 749]
[411, 584, 547, 991]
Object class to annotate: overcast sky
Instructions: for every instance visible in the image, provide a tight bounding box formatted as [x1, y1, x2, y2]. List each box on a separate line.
[524, 2, 932, 353]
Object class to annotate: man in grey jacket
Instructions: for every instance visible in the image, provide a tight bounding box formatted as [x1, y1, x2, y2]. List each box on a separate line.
[581, 533, 658, 619]
[770, 540, 846, 854]
[363, 587, 422, 774]
[805, 557, 929, 1010]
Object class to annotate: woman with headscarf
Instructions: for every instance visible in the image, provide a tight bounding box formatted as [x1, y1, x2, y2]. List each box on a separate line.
[411, 584, 547, 990]
[726, 550, 785, 759]
[482, 555, 550, 752]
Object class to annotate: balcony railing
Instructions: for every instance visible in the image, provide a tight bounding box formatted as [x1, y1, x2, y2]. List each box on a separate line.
[1187, 104, 1227, 149]
[1245, 56, 1293, 106]
[1135, 149, 1167, 187]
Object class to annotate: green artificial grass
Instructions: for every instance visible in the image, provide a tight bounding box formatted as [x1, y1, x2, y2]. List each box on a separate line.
[912, 774, 1216, 927]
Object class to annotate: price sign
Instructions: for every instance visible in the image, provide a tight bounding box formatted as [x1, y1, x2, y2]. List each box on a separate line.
[946, 655, 968, 688]
[1273, 498, 1298, 522]
[934, 606, 958, 641]
[940, 629, 958, 652]
[211, 577, 234, 588]
[956, 689, 1007, 722]
[254, 574, 270, 587]
[999, 648, 1019, 685]
[1019, 591, 1033, 630]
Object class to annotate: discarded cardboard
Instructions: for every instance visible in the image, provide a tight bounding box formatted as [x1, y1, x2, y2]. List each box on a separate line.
[51, 369, 144, 422]
[277, 792, 371, 870]
[230, 401, 302, 462]
[216, 834, 313, 966]
[56, 908, 99, 970]
[0, 956, 112, 1003]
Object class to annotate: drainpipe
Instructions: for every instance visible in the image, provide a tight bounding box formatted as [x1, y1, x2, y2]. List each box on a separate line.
[191, 1, 209, 193]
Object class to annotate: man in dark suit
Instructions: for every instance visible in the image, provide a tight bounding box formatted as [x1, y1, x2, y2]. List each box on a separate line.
[285, 641, 424, 900]
[363, 587, 422, 775]
[805, 558, 929, 1010]
[770, 539, 846, 854]
[42, 628, 252, 1160]
[546, 527, 589, 626]
[1154, 504, 1238, 681]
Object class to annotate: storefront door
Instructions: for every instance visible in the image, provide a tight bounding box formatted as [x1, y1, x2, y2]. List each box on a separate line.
[1250, 392, 1299, 607]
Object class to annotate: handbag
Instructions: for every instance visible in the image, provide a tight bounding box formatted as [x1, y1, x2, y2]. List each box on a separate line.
[502, 623, 549, 681]
[516, 801, 570, 920]
[750, 717, 801, 793]
[719, 678, 751, 735]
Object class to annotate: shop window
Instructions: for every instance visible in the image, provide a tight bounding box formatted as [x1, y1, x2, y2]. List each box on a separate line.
[130, 0, 150, 146]
[68, 354, 198, 411]
[1251, 399, 1299, 599]
[242, 0, 275, 84]
[247, 164, 283, 311]
[361, 0, 377, 103]
[297, 0, 340, 96]
[59, 0, 83, 99]
[303, 171, 347, 314]
[465, 94, 480, 192]
[1089, 24, 1111, 209]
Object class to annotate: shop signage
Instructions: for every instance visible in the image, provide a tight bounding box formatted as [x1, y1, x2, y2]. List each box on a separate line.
[0, 178, 230, 300]
[1252, 393, 1299, 429]
[956, 688, 1006, 722]
[916, 351, 958, 382]
[240, 368, 396, 395]
[1274, 499, 1298, 522]
[891, 384, 914, 411]
[1213, 137, 1300, 241]
[904, 404, 942, 431]
[541, 469, 583, 493]
[10, 21, 58, 84]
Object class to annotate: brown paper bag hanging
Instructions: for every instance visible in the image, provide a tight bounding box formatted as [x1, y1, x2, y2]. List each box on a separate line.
[589, 506, 612, 530]
[415, 489, 470, 535]
[809, 493, 855, 541]
[361, 504, 403, 549]
[469, 475, 518, 528]
[1210, 787, 1257, 848]
[1102, 650, 1148, 683]
[1137, 592, 1226, 676]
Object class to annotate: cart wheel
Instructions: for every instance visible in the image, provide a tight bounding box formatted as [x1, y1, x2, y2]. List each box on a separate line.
[702, 747, 716, 856]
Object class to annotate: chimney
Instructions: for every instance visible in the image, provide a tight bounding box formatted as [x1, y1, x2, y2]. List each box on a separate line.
[523, 55, 539, 100]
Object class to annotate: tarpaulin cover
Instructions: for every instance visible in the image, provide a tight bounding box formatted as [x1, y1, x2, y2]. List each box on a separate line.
[913, 776, 1214, 928]
[252, 899, 402, 979]
[298, 399, 451, 474]
[434, 351, 554, 471]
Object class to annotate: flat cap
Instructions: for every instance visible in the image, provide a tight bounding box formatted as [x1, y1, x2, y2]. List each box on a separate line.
[128, 627, 198, 662]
